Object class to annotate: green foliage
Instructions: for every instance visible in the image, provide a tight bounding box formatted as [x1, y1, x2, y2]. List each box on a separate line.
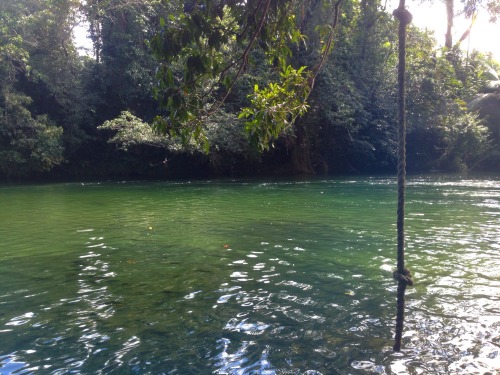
[0, 92, 64, 176]
[437, 112, 491, 171]
[1, 0, 497, 179]
[292, 2, 400, 173]
[0, 31, 29, 81]
[98, 111, 171, 151]
[239, 65, 311, 150]
[85, 1, 162, 102]
[149, 0, 318, 149]
[100, 109, 253, 162]
[404, 31, 495, 171]
[461, 0, 500, 21]
[0, 0, 80, 177]
[204, 110, 252, 156]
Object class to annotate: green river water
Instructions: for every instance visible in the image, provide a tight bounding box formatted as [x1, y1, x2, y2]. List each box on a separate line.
[0, 176, 498, 374]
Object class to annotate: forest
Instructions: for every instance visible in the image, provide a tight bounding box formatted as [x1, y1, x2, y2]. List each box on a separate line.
[1, 0, 499, 182]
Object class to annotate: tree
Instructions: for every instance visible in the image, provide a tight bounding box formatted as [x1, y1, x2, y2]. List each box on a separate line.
[445, 0, 454, 49]
[434, 0, 500, 49]
[144, 0, 495, 174]
[467, 59, 500, 169]
[81, 0, 167, 120]
[0, 0, 73, 177]
[285, 1, 400, 174]
[0, 94, 64, 177]
[149, 0, 343, 151]
[91, 0, 346, 175]
[404, 28, 493, 171]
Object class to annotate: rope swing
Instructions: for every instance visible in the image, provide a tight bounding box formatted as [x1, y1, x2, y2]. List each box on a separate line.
[392, 0, 414, 352]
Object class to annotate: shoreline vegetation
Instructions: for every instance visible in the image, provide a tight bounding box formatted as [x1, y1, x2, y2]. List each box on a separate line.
[1, 0, 499, 183]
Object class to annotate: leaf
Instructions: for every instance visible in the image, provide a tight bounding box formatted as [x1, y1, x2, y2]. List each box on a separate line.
[172, 93, 182, 108]
[223, 75, 232, 89]
[166, 68, 174, 87]
[208, 30, 221, 49]
[181, 29, 192, 45]
[191, 14, 204, 31]
[186, 55, 205, 75]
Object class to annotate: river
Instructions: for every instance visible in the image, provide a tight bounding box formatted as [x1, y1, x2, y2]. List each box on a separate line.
[0, 176, 498, 374]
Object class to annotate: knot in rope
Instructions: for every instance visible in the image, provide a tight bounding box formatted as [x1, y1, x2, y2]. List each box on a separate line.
[393, 267, 414, 287]
[392, 8, 413, 26]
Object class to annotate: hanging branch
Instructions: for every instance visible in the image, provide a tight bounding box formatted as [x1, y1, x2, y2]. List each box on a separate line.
[197, 0, 344, 137]
[202, 0, 272, 119]
[151, 0, 345, 150]
[310, 0, 343, 81]
[392, 0, 414, 352]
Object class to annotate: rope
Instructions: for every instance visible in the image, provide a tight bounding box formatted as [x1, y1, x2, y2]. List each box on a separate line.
[392, 0, 413, 352]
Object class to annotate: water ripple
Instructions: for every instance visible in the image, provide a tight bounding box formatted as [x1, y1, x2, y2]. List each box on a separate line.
[0, 177, 498, 374]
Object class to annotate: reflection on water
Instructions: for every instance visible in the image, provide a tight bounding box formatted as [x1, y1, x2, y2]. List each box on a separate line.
[0, 176, 498, 374]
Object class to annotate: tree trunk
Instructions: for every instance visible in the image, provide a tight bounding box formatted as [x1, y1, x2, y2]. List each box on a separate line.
[288, 128, 314, 174]
[445, 0, 454, 49]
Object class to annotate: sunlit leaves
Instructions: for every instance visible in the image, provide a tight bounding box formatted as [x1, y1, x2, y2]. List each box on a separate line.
[239, 64, 311, 150]
[99, 111, 170, 151]
[149, 0, 316, 151]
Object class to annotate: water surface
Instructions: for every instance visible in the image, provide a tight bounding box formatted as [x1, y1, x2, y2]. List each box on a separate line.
[0, 176, 498, 374]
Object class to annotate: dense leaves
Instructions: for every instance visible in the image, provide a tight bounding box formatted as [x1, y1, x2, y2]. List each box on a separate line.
[0, 0, 77, 177]
[0, 94, 64, 176]
[0, 0, 498, 180]
[148, 0, 318, 150]
[239, 66, 310, 150]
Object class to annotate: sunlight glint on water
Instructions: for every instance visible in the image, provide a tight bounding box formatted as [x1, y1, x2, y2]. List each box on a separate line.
[0, 177, 498, 374]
